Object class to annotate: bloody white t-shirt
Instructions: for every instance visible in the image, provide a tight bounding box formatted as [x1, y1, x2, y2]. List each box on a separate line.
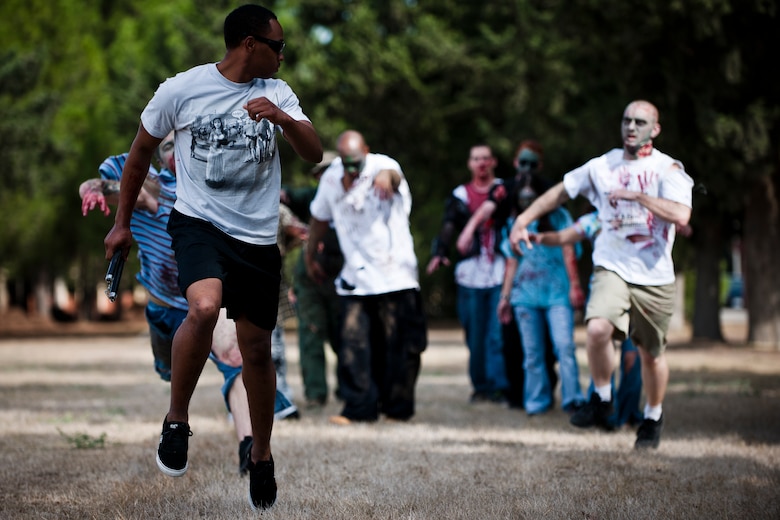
[309, 153, 419, 296]
[562, 148, 693, 285]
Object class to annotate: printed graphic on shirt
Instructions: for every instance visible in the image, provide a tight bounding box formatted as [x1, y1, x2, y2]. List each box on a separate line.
[602, 164, 664, 246]
[189, 112, 276, 190]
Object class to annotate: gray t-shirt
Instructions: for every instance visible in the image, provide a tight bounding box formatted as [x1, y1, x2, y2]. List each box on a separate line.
[141, 63, 311, 245]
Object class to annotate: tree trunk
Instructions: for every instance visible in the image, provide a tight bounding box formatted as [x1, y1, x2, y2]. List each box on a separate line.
[77, 253, 98, 321]
[743, 173, 780, 349]
[691, 207, 724, 341]
[32, 269, 52, 319]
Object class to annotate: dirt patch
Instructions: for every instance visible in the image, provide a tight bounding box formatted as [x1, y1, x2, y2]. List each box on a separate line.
[0, 328, 778, 519]
[0, 307, 148, 338]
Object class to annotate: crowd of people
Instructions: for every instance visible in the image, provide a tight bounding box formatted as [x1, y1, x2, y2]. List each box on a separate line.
[79, 4, 693, 512]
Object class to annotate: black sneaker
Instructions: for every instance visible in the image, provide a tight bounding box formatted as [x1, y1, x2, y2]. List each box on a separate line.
[570, 393, 615, 430]
[238, 436, 253, 476]
[156, 418, 192, 477]
[488, 391, 509, 407]
[469, 392, 489, 404]
[247, 454, 277, 510]
[563, 400, 585, 416]
[635, 415, 664, 449]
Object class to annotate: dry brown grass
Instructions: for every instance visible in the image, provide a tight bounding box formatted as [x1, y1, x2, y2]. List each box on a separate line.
[1, 323, 779, 519]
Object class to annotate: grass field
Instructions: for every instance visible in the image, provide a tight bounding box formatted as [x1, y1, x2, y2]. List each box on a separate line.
[0, 321, 778, 519]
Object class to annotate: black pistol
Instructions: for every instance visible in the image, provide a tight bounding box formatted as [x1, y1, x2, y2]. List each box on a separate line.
[105, 250, 125, 302]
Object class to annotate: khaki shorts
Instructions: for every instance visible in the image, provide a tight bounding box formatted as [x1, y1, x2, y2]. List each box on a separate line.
[585, 268, 676, 357]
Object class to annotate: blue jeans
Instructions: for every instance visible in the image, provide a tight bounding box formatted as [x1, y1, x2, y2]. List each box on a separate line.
[457, 285, 508, 395]
[587, 338, 643, 427]
[514, 304, 583, 414]
[147, 301, 294, 417]
[145, 302, 188, 382]
[209, 352, 296, 418]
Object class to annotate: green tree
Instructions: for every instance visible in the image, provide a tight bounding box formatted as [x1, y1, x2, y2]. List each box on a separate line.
[1, 0, 777, 346]
[282, 0, 779, 344]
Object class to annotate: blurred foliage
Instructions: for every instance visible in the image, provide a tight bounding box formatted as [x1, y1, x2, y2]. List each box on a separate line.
[58, 428, 107, 449]
[0, 0, 778, 323]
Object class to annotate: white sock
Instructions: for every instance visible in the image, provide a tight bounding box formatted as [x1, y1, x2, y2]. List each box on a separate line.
[595, 384, 612, 402]
[644, 404, 663, 421]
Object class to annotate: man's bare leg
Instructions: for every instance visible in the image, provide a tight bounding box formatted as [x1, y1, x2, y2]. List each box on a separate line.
[634, 346, 668, 449]
[228, 373, 253, 441]
[235, 317, 275, 463]
[156, 278, 222, 477]
[638, 348, 668, 408]
[570, 316, 617, 430]
[235, 317, 277, 509]
[167, 278, 222, 423]
[586, 317, 616, 389]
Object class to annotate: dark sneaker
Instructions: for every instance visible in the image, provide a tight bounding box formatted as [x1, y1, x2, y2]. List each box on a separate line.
[304, 397, 327, 409]
[563, 400, 585, 416]
[469, 392, 489, 404]
[488, 391, 509, 407]
[570, 393, 615, 430]
[156, 418, 192, 477]
[238, 436, 253, 476]
[247, 454, 277, 510]
[635, 415, 664, 449]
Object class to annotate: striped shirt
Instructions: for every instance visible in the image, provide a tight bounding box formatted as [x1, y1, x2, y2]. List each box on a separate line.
[99, 154, 187, 310]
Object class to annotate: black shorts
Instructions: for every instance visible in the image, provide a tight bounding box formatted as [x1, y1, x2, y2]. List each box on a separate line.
[167, 209, 281, 330]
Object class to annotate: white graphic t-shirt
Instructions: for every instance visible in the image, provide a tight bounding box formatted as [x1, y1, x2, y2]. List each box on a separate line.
[309, 154, 420, 296]
[141, 64, 311, 245]
[562, 148, 693, 285]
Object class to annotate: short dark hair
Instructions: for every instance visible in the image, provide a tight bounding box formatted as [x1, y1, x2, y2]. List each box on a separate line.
[224, 4, 277, 49]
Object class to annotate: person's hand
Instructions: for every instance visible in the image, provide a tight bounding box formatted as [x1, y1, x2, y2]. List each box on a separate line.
[104, 224, 133, 261]
[243, 97, 291, 126]
[287, 286, 297, 307]
[509, 226, 532, 255]
[82, 192, 110, 217]
[497, 299, 513, 325]
[569, 284, 585, 310]
[280, 188, 290, 205]
[607, 188, 639, 207]
[285, 222, 309, 242]
[373, 169, 400, 200]
[676, 223, 693, 237]
[304, 251, 327, 284]
[425, 255, 450, 275]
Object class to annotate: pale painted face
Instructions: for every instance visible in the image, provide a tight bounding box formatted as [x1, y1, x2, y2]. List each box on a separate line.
[515, 148, 540, 175]
[338, 132, 369, 178]
[158, 132, 175, 173]
[621, 102, 659, 154]
[341, 152, 366, 177]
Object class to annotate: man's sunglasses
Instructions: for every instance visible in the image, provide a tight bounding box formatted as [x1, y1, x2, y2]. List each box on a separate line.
[252, 35, 285, 55]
